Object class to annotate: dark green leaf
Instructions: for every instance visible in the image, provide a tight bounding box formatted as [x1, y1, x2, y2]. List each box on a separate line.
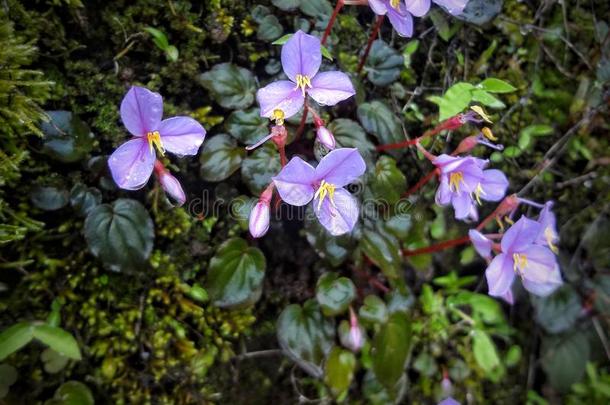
[303, 205, 354, 267]
[199, 134, 245, 182]
[299, 0, 332, 17]
[84, 199, 154, 273]
[368, 156, 407, 204]
[257, 15, 283, 41]
[315, 272, 356, 316]
[41, 348, 69, 373]
[241, 144, 281, 195]
[541, 330, 590, 392]
[533, 285, 581, 334]
[46, 381, 94, 405]
[324, 347, 356, 398]
[359, 295, 388, 324]
[327, 119, 376, 165]
[277, 300, 335, 377]
[32, 324, 81, 360]
[41, 111, 94, 163]
[0, 364, 17, 399]
[272, 0, 300, 11]
[372, 312, 412, 389]
[199, 63, 256, 109]
[226, 108, 269, 145]
[365, 40, 404, 87]
[31, 186, 69, 211]
[70, 184, 102, 216]
[0, 322, 34, 361]
[457, 0, 503, 25]
[357, 101, 404, 149]
[206, 238, 266, 308]
[360, 227, 402, 279]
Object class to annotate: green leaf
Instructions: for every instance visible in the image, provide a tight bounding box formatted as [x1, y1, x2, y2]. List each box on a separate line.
[479, 78, 517, 93]
[533, 285, 581, 334]
[199, 134, 245, 182]
[41, 348, 69, 373]
[315, 272, 356, 316]
[503, 145, 522, 158]
[365, 40, 404, 87]
[277, 300, 335, 377]
[69, 184, 101, 217]
[386, 286, 415, 314]
[0, 364, 17, 399]
[472, 329, 500, 373]
[30, 186, 69, 211]
[41, 111, 94, 163]
[257, 15, 283, 41]
[272, 0, 300, 11]
[32, 324, 81, 360]
[271, 33, 292, 45]
[372, 312, 412, 389]
[521, 124, 554, 138]
[299, 0, 332, 17]
[84, 199, 154, 273]
[327, 119, 376, 165]
[199, 63, 257, 109]
[413, 351, 438, 377]
[368, 156, 407, 204]
[541, 331, 590, 392]
[240, 144, 282, 195]
[0, 322, 34, 361]
[206, 238, 266, 308]
[428, 82, 474, 121]
[359, 295, 388, 324]
[226, 108, 269, 145]
[360, 227, 402, 279]
[324, 347, 357, 398]
[357, 101, 404, 154]
[303, 205, 354, 267]
[143, 27, 169, 50]
[471, 89, 505, 108]
[45, 381, 94, 405]
[165, 45, 179, 62]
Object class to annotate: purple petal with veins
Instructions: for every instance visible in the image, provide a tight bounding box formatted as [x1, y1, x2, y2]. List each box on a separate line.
[281, 30, 321, 82]
[273, 157, 317, 206]
[158, 116, 206, 156]
[108, 138, 155, 190]
[308, 71, 356, 106]
[314, 148, 366, 187]
[256, 80, 305, 119]
[120, 86, 163, 136]
[314, 188, 359, 235]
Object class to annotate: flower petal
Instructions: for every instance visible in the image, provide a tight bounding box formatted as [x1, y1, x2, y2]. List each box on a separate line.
[120, 86, 163, 136]
[433, 0, 468, 15]
[256, 80, 305, 119]
[486, 253, 515, 297]
[387, 3, 414, 37]
[158, 170, 186, 206]
[249, 201, 270, 238]
[308, 71, 356, 107]
[469, 229, 492, 259]
[281, 30, 321, 82]
[520, 245, 562, 296]
[315, 148, 366, 187]
[405, 0, 431, 17]
[435, 176, 452, 206]
[157, 116, 206, 156]
[368, 0, 388, 14]
[108, 138, 155, 190]
[273, 156, 316, 206]
[479, 169, 509, 202]
[501, 216, 541, 253]
[452, 192, 477, 221]
[535, 201, 559, 247]
[314, 188, 359, 236]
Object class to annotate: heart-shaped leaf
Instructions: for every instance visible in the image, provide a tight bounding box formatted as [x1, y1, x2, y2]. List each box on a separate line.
[327, 119, 376, 165]
[41, 111, 94, 163]
[32, 324, 81, 360]
[45, 381, 94, 405]
[277, 300, 335, 377]
[272, 0, 300, 10]
[357, 101, 404, 152]
[533, 285, 581, 334]
[30, 186, 69, 211]
[368, 156, 407, 204]
[241, 144, 282, 195]
[70, 184, 102, 216]
[257, 15, 283, 41]
[324, 347, 357, 398]
[365, 40, 404, 87]
[315, 272, 356, 316]
[200, 134, 246, 182]
[206, 238, 266, 308]
[84, 199, 154, 273]
[457, 0, 504, 25]
[41, 348, 69, 373]
[0, 322, 34, 361]
[303, 205, 355, 267]
[371, 312, 412, 389]
[226, 108, 269, 145]
[359, 295, 388, 324]
[199, 63, 256, 109]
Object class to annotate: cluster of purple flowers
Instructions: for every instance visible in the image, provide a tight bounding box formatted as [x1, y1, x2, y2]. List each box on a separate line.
[368, 0, 468, 37]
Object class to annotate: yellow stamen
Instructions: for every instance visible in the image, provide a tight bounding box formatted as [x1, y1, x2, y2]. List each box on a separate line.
[481, 127, 498, 141]
[496, 216, 505, 231]
[513, 253, 528, 275]
[545, 227, 559, 254]
[147, 131, 165, 155]
[474, 183, 485, 205]
[470, 105, 493, 123]
[390, 0, 401, 8]
[272, 109, 285, 126]
[449, 172, 464, 193]
[294, 74, 312, 97]
[505, 216, 514, 225]
[314, 180, 337, 211]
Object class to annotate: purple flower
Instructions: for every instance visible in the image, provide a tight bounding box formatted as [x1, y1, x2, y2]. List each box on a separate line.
[486, 216, 563, 298]
[249, 201, 270, 238]
[272, 148, 366, 235]
[256, 31, 355, 120]
[438, 398, 460, 405]
[156, 167, 186, 206]
[316, 126, 336, 150]
[108, 86, 206, 190]
[468, 229, 492, 259]
[433, 154, 509, 221]
[534, 201, 559, 253]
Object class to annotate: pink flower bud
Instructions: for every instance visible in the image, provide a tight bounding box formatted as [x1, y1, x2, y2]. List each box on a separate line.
[441, 377, 453, 396]
[316, 126, 336, 150]
[453, 135, 478, 155]
[157, 166, 186, 206]
[249, 200, 270, 238]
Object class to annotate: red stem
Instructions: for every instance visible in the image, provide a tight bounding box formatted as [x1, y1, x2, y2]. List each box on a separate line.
[403, 236, 470, 257]
[278, 145, 287, 167]
[357, 15, 384, 74]
[294, 103, 309, 141]
[402, 168, 439, 198]
[376, 120, 453, 152]
[321, 0, 344, 45]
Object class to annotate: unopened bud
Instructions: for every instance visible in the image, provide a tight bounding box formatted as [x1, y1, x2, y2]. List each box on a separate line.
[441, 377, 453, 397]
[156, 164, 186, 206]
[316, 126, 336, 150]
[453, 136, 479, 155]
[249, 200, 270, 238]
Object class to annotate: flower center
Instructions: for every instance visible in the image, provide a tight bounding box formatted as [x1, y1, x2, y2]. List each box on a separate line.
[314, 180, 337, 211]
[544, 227, 559, 253]
[147, 131, 165, 155]
[272, 109, 285, 126]
[390, 0, 401, 9]
[294, 74, 312, 96]
[512, 253, 528, 274]
[449, 171, 464, 192]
